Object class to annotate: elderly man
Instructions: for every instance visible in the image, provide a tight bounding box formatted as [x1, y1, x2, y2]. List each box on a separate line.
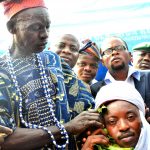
[53, 34, 80, 68]
[132, 42, 150, 70]
[82, 81, 150, 150]
[0, 0, 102, 149]
[74, 39, 100, 85]
[91, 36, 150, 119]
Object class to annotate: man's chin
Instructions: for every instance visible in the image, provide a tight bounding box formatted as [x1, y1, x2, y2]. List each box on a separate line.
[81, 78, 91, 84]
[111, 64, 125, 71]
[34, 49, 44, 53]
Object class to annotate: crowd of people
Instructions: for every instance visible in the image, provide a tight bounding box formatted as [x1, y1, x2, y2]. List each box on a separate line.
[0, 0, 149, 150]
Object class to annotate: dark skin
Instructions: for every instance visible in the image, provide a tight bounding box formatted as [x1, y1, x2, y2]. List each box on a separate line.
[74, 54, 99, 84]
[54, 34, 80, 68]
[101, 37, 132, 81]
[0, 125, 13, 145]
[7, 8, 50, 58]
[82, 100, 142, 150]
[79, 105, 150, 149]
[132, 51, 150, 70]
[1, 7, 102, 150]
[2, 110, 102, 150]
[100, 37, 150, 122]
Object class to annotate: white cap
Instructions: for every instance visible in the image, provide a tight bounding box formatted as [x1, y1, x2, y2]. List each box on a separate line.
[95, 81, 145, 115]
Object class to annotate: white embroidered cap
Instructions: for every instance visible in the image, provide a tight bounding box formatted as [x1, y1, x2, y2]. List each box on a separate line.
[95, 81, 145, 115]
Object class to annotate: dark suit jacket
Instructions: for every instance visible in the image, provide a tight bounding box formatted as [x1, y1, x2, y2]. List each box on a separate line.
[91, 71, 150, 110]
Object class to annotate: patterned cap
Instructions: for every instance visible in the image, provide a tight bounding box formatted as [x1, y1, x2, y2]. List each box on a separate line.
[1, 0, 46, 20]
[132, 42, 150, 52]
[79, 39, 101, 60]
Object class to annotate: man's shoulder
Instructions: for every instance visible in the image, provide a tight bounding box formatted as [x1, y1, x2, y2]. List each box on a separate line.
[90, 80, 106, 98]
[139, 70, 150, 78]
[91, 80, 105, 88]
[134, 70, 150, 91]
[43, 50, 59, 58]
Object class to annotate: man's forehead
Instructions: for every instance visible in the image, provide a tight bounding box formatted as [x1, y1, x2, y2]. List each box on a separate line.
[79, 53, 98, 61]
[105, 100, 139, 115]
[58, 38, 79, 49]
[60, 35, 79, 44]
[133, 50, 150, 55]
[16, 13, 49, 22]
[101, 38, 124, 50]
[15, 7, 49, 20]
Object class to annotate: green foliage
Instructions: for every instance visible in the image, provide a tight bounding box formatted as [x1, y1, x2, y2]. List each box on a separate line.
[95, 144, 134, 150]
[97, 105, 107, 115]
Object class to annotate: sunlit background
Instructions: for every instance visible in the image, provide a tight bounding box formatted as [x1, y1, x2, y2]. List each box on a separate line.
[0, 0, 150, 53]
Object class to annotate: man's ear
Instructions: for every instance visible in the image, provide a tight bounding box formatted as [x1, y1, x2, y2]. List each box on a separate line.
[128, 52, 133, 63]
[100, 48, 105, 65]
[6, 20, 16, 34]
[101, 59, 105, 66]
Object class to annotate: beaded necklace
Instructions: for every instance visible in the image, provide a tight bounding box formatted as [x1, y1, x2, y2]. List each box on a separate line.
[7, 52, 69, 149]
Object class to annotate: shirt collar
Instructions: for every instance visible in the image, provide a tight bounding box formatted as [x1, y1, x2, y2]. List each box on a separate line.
[104, 65, 140, 84]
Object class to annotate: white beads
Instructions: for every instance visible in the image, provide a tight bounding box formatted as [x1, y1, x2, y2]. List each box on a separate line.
[7, 52, 69, 149]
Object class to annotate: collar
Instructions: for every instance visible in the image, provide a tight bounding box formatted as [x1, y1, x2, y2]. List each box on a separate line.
[104, 65, 140, 84]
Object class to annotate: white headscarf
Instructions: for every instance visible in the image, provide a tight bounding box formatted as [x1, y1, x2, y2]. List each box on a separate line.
[95, 81, 150, 150]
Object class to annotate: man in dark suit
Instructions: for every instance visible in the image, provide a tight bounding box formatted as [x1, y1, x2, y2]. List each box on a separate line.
[91, 36, 150, 120]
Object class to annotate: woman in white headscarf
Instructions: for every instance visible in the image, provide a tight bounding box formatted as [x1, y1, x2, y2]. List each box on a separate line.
[82, 81, 150, 150]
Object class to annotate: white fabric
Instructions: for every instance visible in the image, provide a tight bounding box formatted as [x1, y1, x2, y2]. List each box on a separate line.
[134, 111, 150, 150]
[104, 65, 140, 86]
[95, 81, 145, 113]
[95, 81, 150, 150]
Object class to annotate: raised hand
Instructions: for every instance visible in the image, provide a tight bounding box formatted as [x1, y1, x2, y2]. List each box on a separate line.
[81, 128, 109, 150]
[65, 109, 103, 135]
[0, 125, 13, 145]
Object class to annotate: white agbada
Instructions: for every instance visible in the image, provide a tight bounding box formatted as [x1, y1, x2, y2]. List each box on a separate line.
[95, 81, 150, 150]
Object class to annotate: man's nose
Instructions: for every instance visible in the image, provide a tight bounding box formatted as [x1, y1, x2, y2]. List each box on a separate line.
[61, 47, 72, 54]
[118, 119, 129, 131]
[84, 65, 91, 72]
[40, 28, 49, 39]
[111, 49, 119, 56]
[143, 53, 150, 61]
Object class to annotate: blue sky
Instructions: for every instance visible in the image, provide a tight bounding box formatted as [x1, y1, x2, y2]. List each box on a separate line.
[0, 0, 150, 51]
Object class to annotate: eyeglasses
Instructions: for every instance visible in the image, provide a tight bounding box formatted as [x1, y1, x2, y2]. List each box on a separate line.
[102, 45, 127, 56]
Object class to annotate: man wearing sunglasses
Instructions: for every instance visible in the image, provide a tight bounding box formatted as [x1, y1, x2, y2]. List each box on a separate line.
[91, 36, 150, 122]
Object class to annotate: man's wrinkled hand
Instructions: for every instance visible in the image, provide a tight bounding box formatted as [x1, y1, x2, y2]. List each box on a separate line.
[0, 125, 13, 145]
[65, 109, 104, 135]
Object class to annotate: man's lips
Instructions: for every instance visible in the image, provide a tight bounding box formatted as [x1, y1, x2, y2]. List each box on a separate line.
[140, 62, 150, 68]
[36, 42, 48, 51]
[118, 132, 134, 140]
[111, 57, 121, 62]
[61, 56, 71, 62]
[120, 136, 135, 144]
[39, 41, 48, 46]
[82, 74, 92, 78]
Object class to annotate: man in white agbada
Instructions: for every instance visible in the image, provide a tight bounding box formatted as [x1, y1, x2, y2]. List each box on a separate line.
[82, 81, 150, 150]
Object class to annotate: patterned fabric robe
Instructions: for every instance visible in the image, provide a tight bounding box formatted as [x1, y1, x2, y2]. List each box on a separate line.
[0, 50, 94, 149]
